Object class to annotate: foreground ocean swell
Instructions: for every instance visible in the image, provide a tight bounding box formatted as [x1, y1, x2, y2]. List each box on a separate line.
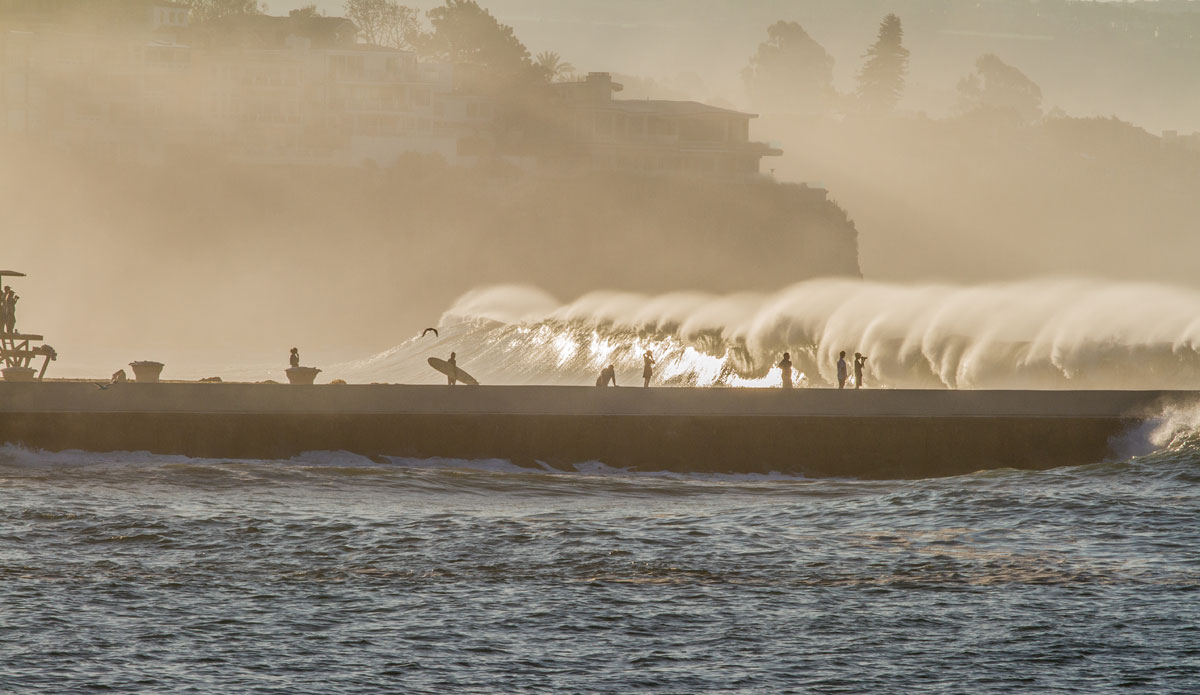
[2, 446, 1198, 693]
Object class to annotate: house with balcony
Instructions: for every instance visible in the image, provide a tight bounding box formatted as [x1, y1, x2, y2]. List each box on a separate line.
[319, 45, 463, 166]
[548, 72, 781, 179]
[0, 1, 196, 159]
[188, 13, 471, 166]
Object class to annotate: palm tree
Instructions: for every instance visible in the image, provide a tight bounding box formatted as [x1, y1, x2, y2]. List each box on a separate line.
[535, 51, 575, 82]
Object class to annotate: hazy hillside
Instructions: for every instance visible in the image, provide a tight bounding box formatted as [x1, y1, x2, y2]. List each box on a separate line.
[765, 113, 1200, 283]
[0, 143, 858, 370]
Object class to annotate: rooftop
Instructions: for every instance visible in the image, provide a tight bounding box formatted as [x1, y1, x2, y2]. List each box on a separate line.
[552, 72, 757, 119]
[594, 99, 758, 119]
[192, 14, 358, 49]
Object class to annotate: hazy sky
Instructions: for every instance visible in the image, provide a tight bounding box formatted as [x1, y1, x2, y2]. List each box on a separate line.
[264, 0, 1199, 132]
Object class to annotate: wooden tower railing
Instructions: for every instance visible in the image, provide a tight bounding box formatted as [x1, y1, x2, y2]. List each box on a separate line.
[0, 270, 56, 381]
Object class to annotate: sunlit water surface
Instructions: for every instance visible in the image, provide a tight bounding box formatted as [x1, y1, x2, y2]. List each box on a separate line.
[2, 444, 1198, 693]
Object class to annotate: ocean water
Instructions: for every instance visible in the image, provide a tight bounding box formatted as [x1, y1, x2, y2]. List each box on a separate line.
[2, 442, 1198, 693]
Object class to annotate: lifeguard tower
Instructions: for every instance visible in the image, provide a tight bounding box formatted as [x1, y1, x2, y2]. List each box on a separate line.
[0, 270, 57, 382]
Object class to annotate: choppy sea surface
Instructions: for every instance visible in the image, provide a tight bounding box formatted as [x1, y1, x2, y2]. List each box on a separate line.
[2, 442, 1199, 694]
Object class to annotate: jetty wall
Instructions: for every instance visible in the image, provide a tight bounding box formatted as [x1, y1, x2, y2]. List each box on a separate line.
[0, 383, 1190, 479]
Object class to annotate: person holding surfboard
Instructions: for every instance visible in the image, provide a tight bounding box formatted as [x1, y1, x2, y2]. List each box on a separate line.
[427, 353, 479, 385]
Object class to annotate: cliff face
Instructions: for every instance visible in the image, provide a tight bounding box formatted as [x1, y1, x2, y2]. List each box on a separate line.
[0, 145, 860, 364]
[417, 174, 862, 297]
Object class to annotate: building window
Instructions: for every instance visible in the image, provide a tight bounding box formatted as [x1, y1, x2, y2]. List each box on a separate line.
[649, 116, 676, 137]
[732, 119, 749, 142]
[679, 117, 723, 143]
[596, 112, 613, 136]
[465, 102, 491, 119]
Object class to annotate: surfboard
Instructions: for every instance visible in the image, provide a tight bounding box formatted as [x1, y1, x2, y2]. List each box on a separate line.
[427, 357, 479, 386]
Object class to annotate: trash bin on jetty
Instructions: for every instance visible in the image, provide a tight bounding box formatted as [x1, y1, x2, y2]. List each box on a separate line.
[286, 367, 321, 385]
[129, 361, 164, 383]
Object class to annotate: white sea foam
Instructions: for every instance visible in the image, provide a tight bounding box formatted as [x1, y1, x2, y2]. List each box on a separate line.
[1110, 398, 1200, 459]
[0, 444, 818, 483]
[380, 456, 815, 482]
[336, 278, 1200, 389]
[0, 444, 210, 471]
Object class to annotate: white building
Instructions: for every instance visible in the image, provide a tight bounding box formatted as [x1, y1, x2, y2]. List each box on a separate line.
[548, 72, 782, 179]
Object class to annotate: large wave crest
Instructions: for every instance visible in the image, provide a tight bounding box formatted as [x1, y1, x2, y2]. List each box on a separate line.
[338, 279, 1200, 389]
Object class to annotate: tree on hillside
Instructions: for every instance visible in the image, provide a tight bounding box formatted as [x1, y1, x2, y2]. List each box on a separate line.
[421, 0, 532, 80]
[855, 13, 909, 113]
[185, 0, 262, 22]
[742, 20, 834, 116]
[290, 4, 322, 18]
[535, 51, 575, 82]
[344, 0, 421, 49]
[957, 54, 1043, 123]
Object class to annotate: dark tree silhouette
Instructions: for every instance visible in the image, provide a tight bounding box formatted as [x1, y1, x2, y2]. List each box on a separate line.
[742, 20, 834, 116]
[855, 13, 909, 113]
[344, 0, 421, 49]
[421, 0, 532, 79]
[535, 51, 575, 83]
[289, 4, 321, 18]
[958, 54, 1044, 123]
[418, 1, 546, 151]
[185, 0, 261, 22]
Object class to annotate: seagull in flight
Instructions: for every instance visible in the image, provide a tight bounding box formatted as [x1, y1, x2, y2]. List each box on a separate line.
[94, 383, 110, 390]
[421, 327, 439, 338]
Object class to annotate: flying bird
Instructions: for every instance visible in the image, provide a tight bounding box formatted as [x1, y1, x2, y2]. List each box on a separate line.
[94, 383, 110, 390]
[421, 327, 439, 338]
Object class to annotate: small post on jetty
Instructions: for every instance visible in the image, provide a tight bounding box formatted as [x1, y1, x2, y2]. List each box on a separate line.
[0, 270, 57, 382]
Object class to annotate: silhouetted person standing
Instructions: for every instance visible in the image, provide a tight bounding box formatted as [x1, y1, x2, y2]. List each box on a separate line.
[854, 353, 868, 389]
[642, 351, 655, 387]
[447, 351, 458, 386]
[0, 288, 8, 334]
[778, 352, 793, 389]
[596, 364, 617, 387]
[289, 347, 300, 369]
[837, 351, 848, 389]
[2, 286, 16, 333]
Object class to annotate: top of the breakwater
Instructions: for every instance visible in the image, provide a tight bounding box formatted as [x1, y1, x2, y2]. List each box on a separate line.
[0, 382, 1192, 419]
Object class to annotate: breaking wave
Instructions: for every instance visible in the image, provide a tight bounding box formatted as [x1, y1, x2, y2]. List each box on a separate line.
[339, 279, 1200, 389]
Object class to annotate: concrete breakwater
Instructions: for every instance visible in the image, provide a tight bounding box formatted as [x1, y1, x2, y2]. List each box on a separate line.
[0, 383, 1190, 479]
